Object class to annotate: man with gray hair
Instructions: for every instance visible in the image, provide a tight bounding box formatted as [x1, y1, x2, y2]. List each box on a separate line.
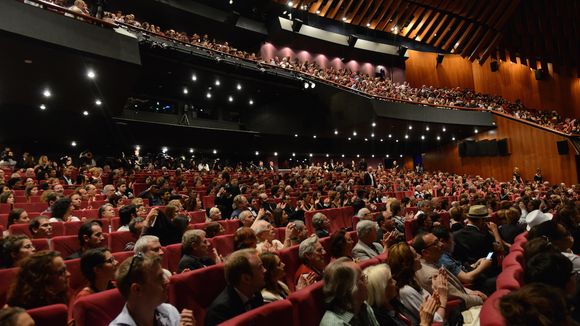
[102, 184, 116, 198]
[352, 220, 387, 261]
[289, 220, 309, 246]
[134, 235, 171, 278]
[357, 207, 373, 220]
[178, 229, 221, 273]
[206, 207, 222, 222]
[294, 235, 326, 290]
[252, 220, 285, 253]
[415, 199, 433, 218]
[312, 212, 330, 238]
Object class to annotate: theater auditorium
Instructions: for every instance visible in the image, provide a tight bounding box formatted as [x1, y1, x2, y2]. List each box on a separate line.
[0, 0, 578, 325]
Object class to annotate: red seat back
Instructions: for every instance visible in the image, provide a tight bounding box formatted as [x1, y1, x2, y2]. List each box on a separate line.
[8, 223, 33, 237]
[219, 299, 294, 326]
[112, 251, 134, 264]
[72, 289, 125, 326]
[165, 243, 182, 273]
[27, 304, 68, 326]
[0, 267, 19, 307]
[109, 231, 138, 253]
[404, 219, 418, 242]
[168, 263, 226, 325]
[278, 245, 300, 292]
[53, 234, 109, 258]
[31, 238, 50, 251]
[220, 219, 240, 235]
[64, 221, 84, 236]
[210, 234, 235, 258]
[188, 210, 207, 224]
[65, 258, 86, 292]
[480, 289, 510, 326]
[287, 281, 325, 326]
[496, 265, 523, 291]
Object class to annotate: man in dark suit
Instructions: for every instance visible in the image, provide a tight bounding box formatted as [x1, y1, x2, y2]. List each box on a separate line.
[452, 205, 503, 270]
[205, 249, 265, 326]
[363, 167, 376, 187]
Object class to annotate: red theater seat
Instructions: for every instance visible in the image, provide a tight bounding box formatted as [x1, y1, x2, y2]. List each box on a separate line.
[218, 299, 294, 326]
[0, 267, 19, 307]
[27, 304, 68, 326]
[219, 219, 240, 235]
[480, 289, 510, 326]
[168, 263, 226, 325]
[109, 231, 138, 253]
[72, 289, 125, 326]
[287, 281, 325, 326]
[278, 245, 300, 292]
[73, 209, 99, 219]
[31, 238, 50, 251]
[8, 223, 33, 237]
[210, 234, 235, 258]
[53, 234, 109, 258]
[502, 251, 523, 270]
[112, 251, 134, 264]
[64, 221, 84, 236]
[164, 243, 182, 273]
[496, 265, 523, 291]
[65, 258, 87, 292]
[404, 219, 418, 242]
[188, 210, 207, 224]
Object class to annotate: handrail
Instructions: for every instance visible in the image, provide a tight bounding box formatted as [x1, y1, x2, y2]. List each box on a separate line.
[19, 0, 580, 138]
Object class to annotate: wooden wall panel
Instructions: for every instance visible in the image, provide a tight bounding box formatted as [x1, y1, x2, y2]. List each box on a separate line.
[423, 115, 578, 185]
[405, 50, 580, 119]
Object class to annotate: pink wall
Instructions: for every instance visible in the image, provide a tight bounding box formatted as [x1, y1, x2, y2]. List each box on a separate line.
[260, 43, 405, 83]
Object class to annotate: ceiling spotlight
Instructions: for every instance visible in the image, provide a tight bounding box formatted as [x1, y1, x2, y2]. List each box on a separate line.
[249, 99, 254, 105]
[372, 122, 376, 127]
[334, 130, 338, 135]
[229, 0, 233, 4]
[364, 138, 368, 142]
[356, 154, 360, 158]
[82, 110, 89, 116]
[86, 70, 96, 79]
[255, 151, 259, 156]
[400, 154, 403, 158]
[396, 139, 399, 143]
[442, 127, 446, 132]
[183, 87, 189, 94]
[189, 148, 194, 153]
[162, 147, 168, 153]
[215, 80, 221, 86]
[206, 92, 212, 99]
[43, 89, 51, 98]
[294, 134, 298, 138]
[421, 135, 425, 140]
[304, 82, 310, 89]
[452, 137, 456, 141]
[353, 131, 357, 136]
[313, 135, 317, 139]
[228, 96, 234, 102]
[135, 145, 141, 150]
[95, 99, 102, 106]
[426, 126, 430, 131]
[325, 154, 329, 157]
[408, 125, 413, 130]
[191, 74, 197, 81]
[436, 136, 441, 141]
[371, 133, 375, 138]
[386, 154, 389, 158]
[310, 82, 316, 88]
[342, 17, 347, 21]
[213, 149, 217, 154]
[404, 135, 409, 139]
[287, 1, 293, 7]
[474, 128, 479, 133]
[380, 139, 384, 142]
[366, 23, 371, 27]
[348, 137, 352, 141]
[388, 134, 392, 138]
[316, 10, 321, 14]
[309, 153, 313, 157]
[71, 141, 77, 147]
[292, 153, 296, 157]
[39, 104, 46, 110]
[236, 83, 242, 90]
[371, 154, 375, 158]
[274, 152, 278, 156]
[341, 154, 345, 157]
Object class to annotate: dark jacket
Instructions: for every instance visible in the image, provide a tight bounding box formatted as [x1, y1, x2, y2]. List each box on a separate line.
[205, 285, 264, 326]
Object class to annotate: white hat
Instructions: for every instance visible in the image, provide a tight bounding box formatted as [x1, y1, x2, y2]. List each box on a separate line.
[525, 209, 553, 231]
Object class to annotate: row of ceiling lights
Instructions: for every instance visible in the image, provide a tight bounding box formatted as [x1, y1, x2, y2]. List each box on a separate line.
[39, 69, 102, 117]
[186, 74, 254, 105]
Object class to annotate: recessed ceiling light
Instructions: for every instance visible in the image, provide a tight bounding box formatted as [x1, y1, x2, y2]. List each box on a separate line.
[309, 153, 313, 157]
[274, 152, 278, 156]
[386, 154, 389, 158]
[135, 145, 141, 150]
[334, 130, 338, 135]
[95, 99, 102, 106]
[39, 104, 46, 110]
[426, 126, 430, 131]
[342, 17, 347, 21]
[404, 135, 409, 139]
[86, 70, 96, 79]
[421, 135, 425, 140]
[287, 1, 293, 7]
[353, 131, 357, 136]
[408, 125, 413, 130]
[388, 134, 392, 138]
[442, 127, 446, 132]
[228, 96, 234, 102]
[371, 133, 375, 138]
[236, 83, 242, 90]
[348, 137, 352, 141]
[474, 128, 479, 133]
[71, 141, 77, 147]
[249, 99, 254, 105]
[189, 148, 194, 153]
[292, 153, 296, 157]
[356, 154, 360, 158]
[316, 10, 321, 14]
[372, 122, 376, 127]
[82, 110, 89, 116]
[191, 74, 197, 81]
[43, 89, 51, 98]
[294, 134, 298, 138]
[437, 136, 441, 140]
[400, 154, 403, 158]
[372, 154, 375, 158]
[341, 154, 345, 158]
[396, 139, 399, 143]
[206, 92, 212, 98]
[325, 154, 329, 157]
[452, 137, 456, 141]
[380, 139, 384, 142]
[213, 149, 217, 154]
[215, 80, 221, 86]
[366, 23, 371, 27]
[183, 87, 189, 94]
[255, 151, 259, 156]
[313, 135, 317, 139]
[364, 138, 368, 142]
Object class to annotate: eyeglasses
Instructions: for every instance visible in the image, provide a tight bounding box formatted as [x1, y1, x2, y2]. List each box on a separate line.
[127, 252, 145, 277]
[423, 239, 440, 250]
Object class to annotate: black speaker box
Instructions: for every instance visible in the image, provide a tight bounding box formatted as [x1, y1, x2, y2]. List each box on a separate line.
[557, 140, 569, 155]
[490, 61, 499, 72]
[535, 69, 546, 80]
[458, 142, 466, 157]
[498, 139, 509, 155]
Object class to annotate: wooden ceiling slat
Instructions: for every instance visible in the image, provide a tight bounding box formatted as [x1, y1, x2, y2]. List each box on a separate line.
[337, 0, 355, 21]
[452, 24, 476, 54]
[417, 11, 441, 41]
[404, 7, 428, 38]
[423, 0, 455, 44]
[387, 3, 418, 34]
[372, 0, 394, 31]
[376, 0, 401, 31]
[407, 8, 432, 39]
[433, 17, 458, 48]
[469, 30, 494, 61]
[308, 0, 324, 14]
[354, 0, 375, 26]
[327, 0, 345, 19]
[319, 0, 335, 16]
[439, 20, 466, 50]
[425, 14, 449, 44]
[468, 0, 487, 21]
[401, 6, 425, 37]
[348, 0, 367, 25]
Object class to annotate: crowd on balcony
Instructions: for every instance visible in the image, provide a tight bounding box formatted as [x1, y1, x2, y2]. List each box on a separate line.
[0, 146, 578, 325]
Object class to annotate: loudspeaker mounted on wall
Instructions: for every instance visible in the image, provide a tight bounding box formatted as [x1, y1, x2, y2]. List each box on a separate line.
[535, 69, 546, 80]
[557, 140, 569, 155]
[436, 54, 444, 65]
[490, 61, 499, 72]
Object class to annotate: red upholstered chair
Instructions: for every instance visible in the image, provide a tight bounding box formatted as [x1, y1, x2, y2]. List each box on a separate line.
[513, 231, 528, 244]
[31, 238, 50, 251]
[64, 221, 84, 236]
[52, 234, 109, 258]
[278, 245, 300, 292]
[0, 204, 10, 214]
[72, 288, 125, 326]
[109, 231, 138, 253]
[219, 219, 240, 235]
[510, 241, 524, 253]
[112, 251, 134, 264]
[340, 206, 354, 230]
[27, 304, 68, 326]
[438, 212, 451, 229]
[65, 258, 87, 292]
[358, 257, 380, 270]
[404, 219, 418, 242]
[73, 209, 99, 219]
[0, 214, 8, 228]
[210, 234, 235, 258]
[288, 281, 325, 326]
[188, 210, 207, 224]
[202, 196, 215, 209]
[168, 263, 226, 325]
[502, 251, 524, 270]
[496, 265, 523, 291]
[0, 267, 19, 307]
[164, 243, 182, 273]
[480, 289, 510, 326]
[218, 299, 294, 326]
[8, 223, 33, 237]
